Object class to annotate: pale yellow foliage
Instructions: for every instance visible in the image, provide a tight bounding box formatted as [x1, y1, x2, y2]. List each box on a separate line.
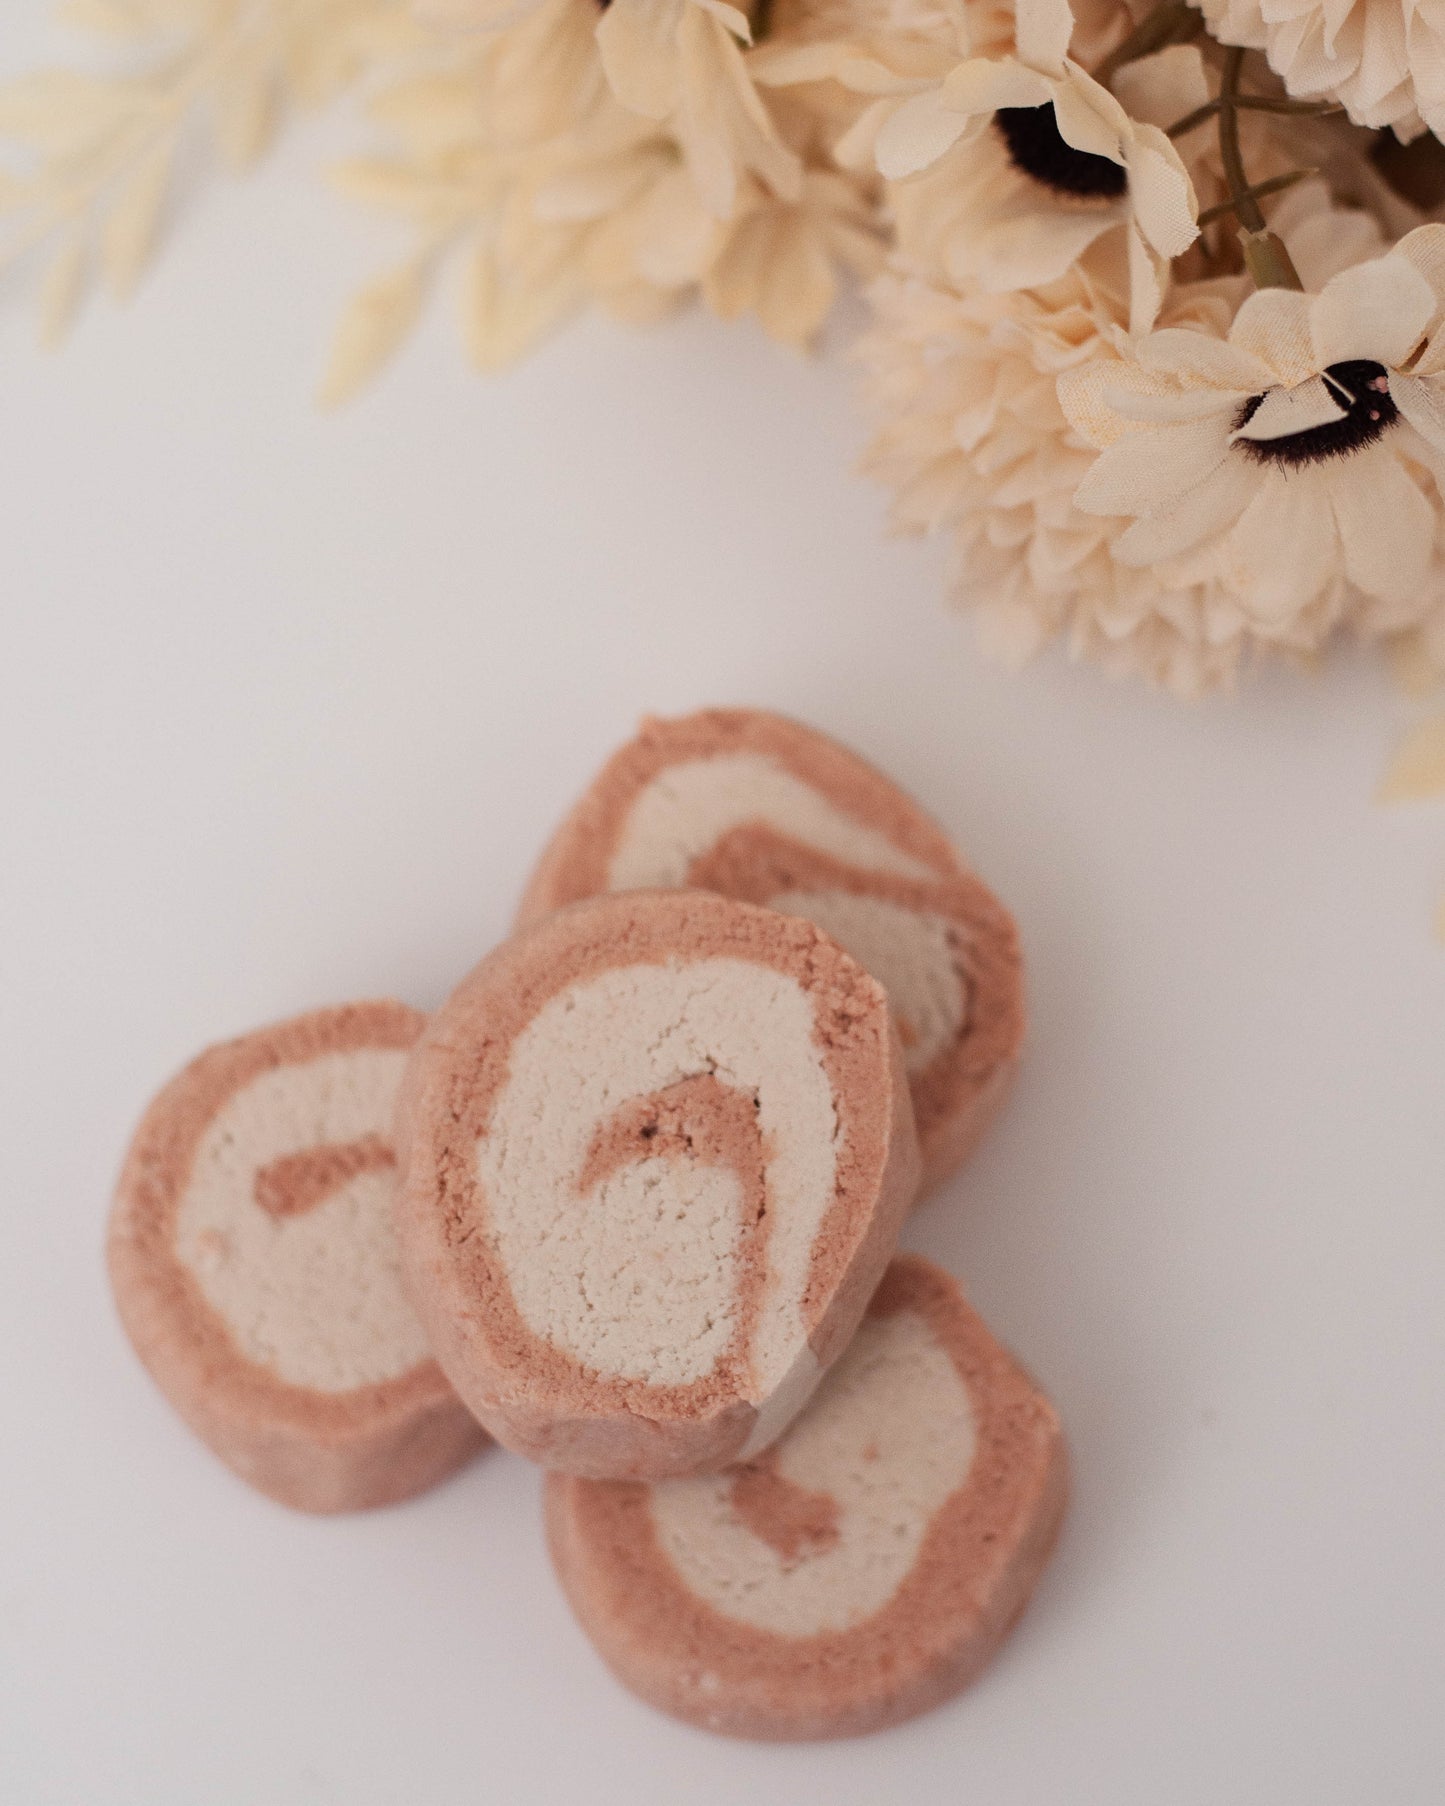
[323, 0, 883, 397]
[1378, 716, 1445, 804]
[1384, 628, 1445, 699]
[0, 0, 422, 342]
[319, 253, 428, 403]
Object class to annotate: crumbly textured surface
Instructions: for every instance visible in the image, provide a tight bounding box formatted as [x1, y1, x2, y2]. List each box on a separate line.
[545, 1255, 1067, 1741]
[394, 890, 920, 1481]
[516, 709, 1024, 1196]
[109, 1003, 487, 1513]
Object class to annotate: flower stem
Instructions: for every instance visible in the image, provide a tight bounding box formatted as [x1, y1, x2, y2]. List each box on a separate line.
[1167, 95, 1344, 138]
[1093, 0, 1203, 88]
[1218, 46, 1303, 290]
[1196, 168, 1314, 225]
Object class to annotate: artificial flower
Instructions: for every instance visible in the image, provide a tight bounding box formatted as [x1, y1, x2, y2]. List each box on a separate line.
[0, 0, 418, 343]
[857, 188, 1445, 691]
[596, 0, 801, 215]
[858, 235, 1251, 691]
[758, 0, 1199, 326]
[411, 0, 801, 215]
[1196, 0, 1445, 140]
[889, 41, 1210, 327]
[1059, 221, 1445, 641]
[326, 0, 879, 393]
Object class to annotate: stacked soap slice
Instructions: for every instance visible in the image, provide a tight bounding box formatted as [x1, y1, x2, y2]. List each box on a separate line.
[108, 707, 1062, 1740]
[517, 708, 1025, 1197]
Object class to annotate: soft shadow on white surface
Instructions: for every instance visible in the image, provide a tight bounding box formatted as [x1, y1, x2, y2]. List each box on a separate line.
[2, 8, 1444, 1800]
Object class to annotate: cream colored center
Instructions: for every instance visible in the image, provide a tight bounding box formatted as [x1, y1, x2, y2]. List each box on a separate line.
[606, 753, 936, 890]
[174, 1048, 430, 1393]
[478, 958, 837, 1395]
[770, 889, 965, 1073]
[649, 1309, 975, 1637]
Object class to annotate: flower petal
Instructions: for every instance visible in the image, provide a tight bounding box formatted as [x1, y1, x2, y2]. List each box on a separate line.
[1013, 0, 1074, 75]
[938, 57, 1055, 114]
[1111, 45, 1210, 130]
[692, 0, 751, 40]
[1309, 253, 1436, 370]
[1050, 75, 1126, 163]
[1325, 447, 1436, 605]
[596, 0, 680, 119]
[1230, 288, 1316, 386]
[1220, 471, 1339, 622]
[1058, 356, 1157, 447]
[874, 88, 974, 179]
[1073, 412, 1233, 516]
[1127, 224, 1166, 333]
[1282, 198, 1388, 292]
[1137, 328, 1277, 392]
[1124, 125, 1198, 259]
[1391, 372, 1445, 451]
[1114, 454, 1256, 564]
[952, 198, 1115, 294]
[1232, 375, 1347, 442]
[1393, 224, 1445, 307]
[749, 42, 855, 86]
[1109, 385, 1252, 425]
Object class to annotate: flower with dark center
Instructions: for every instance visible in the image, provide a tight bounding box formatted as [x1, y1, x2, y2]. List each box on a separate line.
[1062, 227, 1445, 628]
[994, 104, 1126, 201]
[1235, 361, 1399, 468]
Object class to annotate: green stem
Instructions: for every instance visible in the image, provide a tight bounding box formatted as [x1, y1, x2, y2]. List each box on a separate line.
[1168, 95, 1344, 138]
[1217, 45, 1304, 289]
[1235, 95, 1345, 117]
[1196, 168, 1314, 225]
[1168, 99, 1220, 139]
[1218, 50, 1262, 229]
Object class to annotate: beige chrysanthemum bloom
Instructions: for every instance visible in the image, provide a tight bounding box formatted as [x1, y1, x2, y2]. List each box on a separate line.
[527, 107, 882, 341]
[701, 166, 884, 342]
[596, 0, 802, 214]
[328, 0, 880, 392]
[414, 0, 801, 217]
[858, 234, 1252, 691]
[757, 0, 1197, 326]
[750, 0, 1003, 155]
[1059, 223, 1445, 640]
[1195, 0, 1445, 140]
[857, 190, 1443, 690]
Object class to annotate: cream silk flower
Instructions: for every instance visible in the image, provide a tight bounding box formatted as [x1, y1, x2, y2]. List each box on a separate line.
[596, 0, 801, 215]
[758, 0, 1197, 326]
[890, 42, 1209, 329]
[857, 235, 1259, 693]
[1195, 0, 1445, 140]
[1060, 225, 1445, 630]
[412, 0, 801, 217]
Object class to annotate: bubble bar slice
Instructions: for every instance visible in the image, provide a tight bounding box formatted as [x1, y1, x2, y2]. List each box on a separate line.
[517, 709, 1024, 1197]
[545, 1254, 1066, 1741]
[394, 889, 920, 1481]
[109, 1003, 487, 1513]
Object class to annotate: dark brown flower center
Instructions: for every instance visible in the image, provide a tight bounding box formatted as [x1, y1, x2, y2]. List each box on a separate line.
[995, 104, 1126, 200]
[1235, 361, 1398, 467]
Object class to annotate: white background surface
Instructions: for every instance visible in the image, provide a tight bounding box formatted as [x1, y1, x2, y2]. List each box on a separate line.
[3, 8, 1444, 1801]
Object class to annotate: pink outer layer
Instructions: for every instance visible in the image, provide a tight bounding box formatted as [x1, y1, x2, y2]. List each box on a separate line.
[515, 708, 1025, 1198]
[545, 1254, 1068, 1741]
[108, 1002, 487, 1514]
[393, 889, 921, 1481]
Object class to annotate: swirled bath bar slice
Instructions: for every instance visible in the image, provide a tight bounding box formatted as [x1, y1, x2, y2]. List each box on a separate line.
[108, 1003, 486, 1512]
[394, 889, 920, 1481]
[545, 1254, 1066, 1740]
[517, 708, 1023, 1196]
